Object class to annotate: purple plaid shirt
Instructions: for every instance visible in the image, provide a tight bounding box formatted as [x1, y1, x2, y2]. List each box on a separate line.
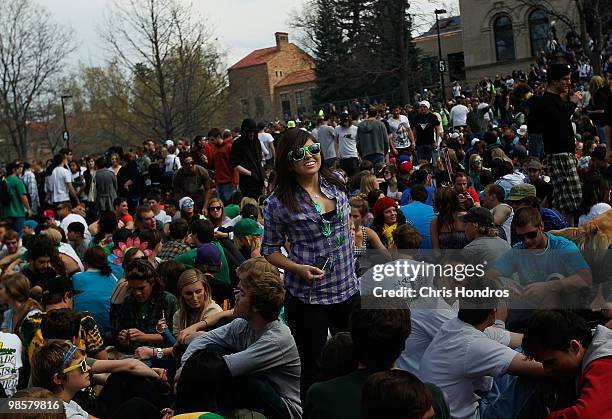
[262, 176, 359, 305]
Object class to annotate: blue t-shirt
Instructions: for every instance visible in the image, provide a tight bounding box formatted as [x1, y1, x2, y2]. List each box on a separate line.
[400, 202, 435, 249]
[495, 233, 589, 285]
[400, 186, 435, 206]
[107, 254, 124, 279]
[72, 270, 118, 338]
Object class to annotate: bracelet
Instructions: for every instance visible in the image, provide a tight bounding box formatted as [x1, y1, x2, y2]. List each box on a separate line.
[203, 319, 209, 329]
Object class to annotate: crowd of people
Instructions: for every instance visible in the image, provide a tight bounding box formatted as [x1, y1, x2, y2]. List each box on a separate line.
[0, 59, 611, 418]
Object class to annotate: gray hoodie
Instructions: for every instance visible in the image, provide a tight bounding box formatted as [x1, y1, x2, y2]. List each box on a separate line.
[581, 325, 612, 371]
[356, 119, 389, 157]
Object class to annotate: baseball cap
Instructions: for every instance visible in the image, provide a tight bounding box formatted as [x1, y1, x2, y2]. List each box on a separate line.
[459, 207, 495, 227]
[164, 139, 174, 147]
[506, 183, 537, 201]
[24, 220, 38, 230]
[527, 159, 543, 170]
[43, 276, 83, 298]
[399, 161, 413, 173]
[287, 120, 296, 128]
[418, 100, 431, 109]
[195, 243, 222, 273]
[477, 103, 489, 111]
[517, 125, 528, 136]
[547, 63, 572, 82]
[471, 138, 480, 147]
[234, 218, 264, 237]
[179, 197, 194, 209]
[43, 209, 55, 219]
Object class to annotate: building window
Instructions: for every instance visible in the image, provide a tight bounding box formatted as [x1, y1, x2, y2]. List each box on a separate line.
[529, 9, 549, 57]
[447, 52, 465, 82]
[239, 98, 249, 116]
[255, 95, 264, 119]
[280, 93, 291, 118]
[295, 91, 305, 115]
[493, 15, 515, 61]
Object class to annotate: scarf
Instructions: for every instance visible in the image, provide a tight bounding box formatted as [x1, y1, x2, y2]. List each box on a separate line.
[382, 223, 398, 248]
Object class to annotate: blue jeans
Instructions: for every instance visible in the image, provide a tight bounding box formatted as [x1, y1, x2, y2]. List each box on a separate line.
[363, 153, 384, 166]
[528, 133, 544, 161]
[216, 183, 234, 204]
[479, 373, 544, 419]
[416, 145, 434, 163]
[8, 217, 25, 237]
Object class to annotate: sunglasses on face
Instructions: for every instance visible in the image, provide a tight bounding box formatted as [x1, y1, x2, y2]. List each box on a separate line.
[209, 206, 222, 212]
[288, 143, 321, 161]
[182, 202, 194, 208]
[517, 230, 539, 241]
[62, 356, 88, 374]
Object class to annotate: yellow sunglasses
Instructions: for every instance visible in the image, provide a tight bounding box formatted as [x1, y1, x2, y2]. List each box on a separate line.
[62, 357, 88, 374]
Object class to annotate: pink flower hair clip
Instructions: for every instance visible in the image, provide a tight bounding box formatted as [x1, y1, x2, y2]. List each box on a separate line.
[112, 237, 153, 265]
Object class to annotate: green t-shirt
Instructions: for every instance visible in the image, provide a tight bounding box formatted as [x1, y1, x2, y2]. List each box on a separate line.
[174, 241, 230, 285]
[4, 175, 26, 218]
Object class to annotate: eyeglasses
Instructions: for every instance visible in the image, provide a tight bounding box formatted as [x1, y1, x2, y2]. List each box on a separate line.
[182, 202, 194, 208]
[288, 143, 321, 161]
[517, 230, 539, 241]
[184, 161, 195, 166]
[209, 206, 222, 212]
[62, 356, 88, 374]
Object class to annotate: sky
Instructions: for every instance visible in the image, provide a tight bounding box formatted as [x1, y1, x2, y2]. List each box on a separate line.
[44, 0, 459, 71]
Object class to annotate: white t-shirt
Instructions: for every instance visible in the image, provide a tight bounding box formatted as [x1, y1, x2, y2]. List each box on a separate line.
[164, 154, 181, 173]
[419, 317, 516, 419]
[60, 213, 92, 242]
[452, 85, 462, 98]
[335, 125, 359, 159]
[155, 210, 172, 225]
[0, 332, 23, 397]
[64, 400, 89, 419]
[47, 166, 72, 203]
[388, 115, 411, 149]
[258, 132, 275, 161]
[59, 242, 84, 272]
[491, 203, 513, 244]
[578, 203, 611, 226]
[317, 124, 337, 159]
[450, 104, 469, 127]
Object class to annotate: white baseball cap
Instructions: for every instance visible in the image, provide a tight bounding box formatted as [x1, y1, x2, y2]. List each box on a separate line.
[164, 140, 174, 147]
[418, 100, 431, 109]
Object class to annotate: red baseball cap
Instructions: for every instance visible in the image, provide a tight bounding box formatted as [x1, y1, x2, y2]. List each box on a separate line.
[399, 161, 413, 173]
[43, 209, 55, 219]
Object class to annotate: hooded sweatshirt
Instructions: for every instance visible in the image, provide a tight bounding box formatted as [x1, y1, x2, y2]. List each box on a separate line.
[548, 325, 612, 418]
[356, 119, 389, 157]
[229, 119, 264, 193]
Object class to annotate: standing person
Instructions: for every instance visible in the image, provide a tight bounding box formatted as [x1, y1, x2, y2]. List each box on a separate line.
[258, 122, 276, 168]
[587, 75, 611, 147]
[356, 108, 390, 166]
[212, 129, 234, 204]
[449, 97, 469, 130]
[172, 153, 212, 214]
[117, 152, 142, 213]
[317, 114, 338, 168]
[230, 118, 265, 200]
[20, 162, 40, 216]
[528, 63, 583, 225]
[335, 113, 360, 178]
[94, 156, 117, 213]
[262, 128, 360, 398]
[3, 162, 31, 234]
[83, 156, 97, 206]
[388, 104, 415, 158]
[45, 154, 80, 207]
[412, 101, 441, 163]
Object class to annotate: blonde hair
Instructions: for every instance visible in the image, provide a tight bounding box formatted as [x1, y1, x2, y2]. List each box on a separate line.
[1, 273, 42, 333]
[589, 75, 605, 95]
[234, 235, 262, 255]
[360, 174, 378, 196]
[236, 257, 284, 322]
[176, 269, 213, 331]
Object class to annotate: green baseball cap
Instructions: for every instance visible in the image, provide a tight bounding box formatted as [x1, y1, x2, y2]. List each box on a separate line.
[234, 218, 263, 237]
[506, 183, 536, 201]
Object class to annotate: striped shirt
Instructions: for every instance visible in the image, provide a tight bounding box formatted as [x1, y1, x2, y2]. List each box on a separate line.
[262, 176, 359, 305]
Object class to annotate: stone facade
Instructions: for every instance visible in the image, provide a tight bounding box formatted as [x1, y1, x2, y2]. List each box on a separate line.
[227, 32, 315, 126]
[458, 0, 579, 83]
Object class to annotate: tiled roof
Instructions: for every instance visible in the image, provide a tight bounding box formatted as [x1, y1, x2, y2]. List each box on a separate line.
[228, 46, 279, 71]
[275, 68, 316, 88]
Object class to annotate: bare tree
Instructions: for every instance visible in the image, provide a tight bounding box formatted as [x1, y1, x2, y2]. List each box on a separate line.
[102, 0, 227, 141]
[0, 0, 75, 159]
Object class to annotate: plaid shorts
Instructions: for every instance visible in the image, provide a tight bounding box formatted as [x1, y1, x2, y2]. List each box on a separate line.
[547, 152, 582, 212]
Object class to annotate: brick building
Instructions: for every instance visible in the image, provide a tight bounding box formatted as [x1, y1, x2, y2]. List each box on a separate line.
[227, 32, 316, 126]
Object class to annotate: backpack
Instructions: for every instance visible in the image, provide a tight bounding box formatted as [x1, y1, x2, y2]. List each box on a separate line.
[0, 178, 10, 206]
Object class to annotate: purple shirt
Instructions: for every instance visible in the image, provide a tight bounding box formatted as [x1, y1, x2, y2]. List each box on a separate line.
[262, 176, 359, 305]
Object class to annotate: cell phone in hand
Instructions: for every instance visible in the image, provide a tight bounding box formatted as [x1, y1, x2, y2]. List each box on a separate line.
[314, 256, 330, 271]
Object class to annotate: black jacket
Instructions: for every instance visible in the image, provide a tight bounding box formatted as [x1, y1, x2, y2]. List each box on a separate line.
[527, 92, 577, 155]
[229, 135, 264, 191]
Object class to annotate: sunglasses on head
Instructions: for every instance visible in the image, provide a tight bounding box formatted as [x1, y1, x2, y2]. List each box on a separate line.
[62, 356, 88, 374]
[288, 143, 321, 161]
[517, 230, 539, 241]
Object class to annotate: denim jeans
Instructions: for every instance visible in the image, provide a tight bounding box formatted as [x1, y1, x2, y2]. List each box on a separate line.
[528, 133, 544, 161]
[8, 217, 25, 237]
[416, 145, 434, 163]
[479, 373, 545, 419]
[216, 183, 234, 204]
[363, 153, 384, 166]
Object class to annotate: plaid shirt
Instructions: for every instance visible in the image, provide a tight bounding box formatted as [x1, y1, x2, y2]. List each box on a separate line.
[159, 240, 191, 260]
[262, 176, 359, 305]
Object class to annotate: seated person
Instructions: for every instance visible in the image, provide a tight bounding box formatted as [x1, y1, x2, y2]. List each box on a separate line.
[114, 259, 177, 354]
[304, 306, 449, 419]
[193, 244, 234, 309]
[523, 310, 612, 418]
[176, 257, 301, 419]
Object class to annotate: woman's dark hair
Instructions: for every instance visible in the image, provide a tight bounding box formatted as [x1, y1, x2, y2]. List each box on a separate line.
[579, 176, 609, 216]
[362, 370, 433, 419]
[94, 211, 118, 244]
[156, 260, 186, 296]
[366, 189, 384, 210]
[124, 259, 162, 295]
[273, 128, 347, 212]
[112, 228, 133, 250]
[240, 203, 258, 220]
[433, 186, 462, 234]
[175, 350, 231, 414]
[320, 332, 358, 381]
[84, 246, 112, 276]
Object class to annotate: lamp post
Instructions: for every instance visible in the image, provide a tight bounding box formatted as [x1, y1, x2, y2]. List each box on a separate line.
[435, 9, 447, 103]
[60, 94, 72, 149]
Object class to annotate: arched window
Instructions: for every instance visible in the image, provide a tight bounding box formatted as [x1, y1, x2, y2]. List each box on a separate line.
[494, 15, 515, 61]
[529, 9, 549, 56]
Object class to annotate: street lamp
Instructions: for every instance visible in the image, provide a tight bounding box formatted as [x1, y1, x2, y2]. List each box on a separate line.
[60, 94, 72, 149]
[435, 9, 447, 103]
